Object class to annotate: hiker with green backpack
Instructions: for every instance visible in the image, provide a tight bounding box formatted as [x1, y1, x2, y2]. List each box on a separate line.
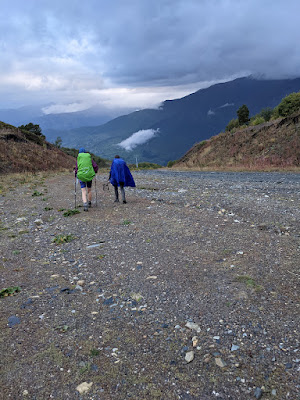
[74, 148, 98, 211]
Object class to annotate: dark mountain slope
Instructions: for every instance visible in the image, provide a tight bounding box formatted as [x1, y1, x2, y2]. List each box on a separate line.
[58, 77, 300, 165]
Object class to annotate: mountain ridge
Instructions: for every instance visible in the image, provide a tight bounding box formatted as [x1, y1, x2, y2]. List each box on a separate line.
[49, 76, 300, 165]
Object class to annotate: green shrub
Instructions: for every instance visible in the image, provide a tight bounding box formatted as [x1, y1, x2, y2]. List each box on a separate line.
[250, 116, 265, 126]
[225, 118, 239, 131]
[53, 234, 76, 244]
[63, 209, 80, 217]
[0, 286, 21, 297]
[32, 190, 43, 197]
[258, 107, 273, 121]
[278, 92, 300, 117]
[237, 105, 250, 125]
[167, 160, 177, 168]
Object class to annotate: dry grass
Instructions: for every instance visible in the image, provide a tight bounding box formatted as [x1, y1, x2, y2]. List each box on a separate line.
[176, 112, 300, 171]
[0, 126, 75, 174]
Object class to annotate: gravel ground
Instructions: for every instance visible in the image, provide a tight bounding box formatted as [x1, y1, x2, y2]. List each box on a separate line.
[0, 169, 299, 400]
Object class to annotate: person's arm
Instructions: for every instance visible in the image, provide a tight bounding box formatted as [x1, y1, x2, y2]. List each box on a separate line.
[92, 159, 98, 173]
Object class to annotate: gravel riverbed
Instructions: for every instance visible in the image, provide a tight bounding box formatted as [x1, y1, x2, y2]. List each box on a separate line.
[0, 169, 299, 399]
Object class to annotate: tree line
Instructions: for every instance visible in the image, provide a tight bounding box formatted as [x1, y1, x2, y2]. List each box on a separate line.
[226, 91, 300, 132]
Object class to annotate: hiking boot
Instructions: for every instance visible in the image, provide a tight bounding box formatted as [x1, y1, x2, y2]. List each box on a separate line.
[123, 200, 127, 204]
[88, 201, 92, 208]
[83, 203, 89, 211]
[114, 199, 119, 203]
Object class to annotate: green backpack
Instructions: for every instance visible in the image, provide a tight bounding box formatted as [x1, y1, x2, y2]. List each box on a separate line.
[76, 153, 95, 182]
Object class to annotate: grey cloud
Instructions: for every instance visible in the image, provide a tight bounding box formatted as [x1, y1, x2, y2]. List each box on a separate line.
[0, 0, 299, 109]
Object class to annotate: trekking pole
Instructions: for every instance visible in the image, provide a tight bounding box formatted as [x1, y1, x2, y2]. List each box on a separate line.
[74, 177, 77, 209]
[95, 176, 98, 207]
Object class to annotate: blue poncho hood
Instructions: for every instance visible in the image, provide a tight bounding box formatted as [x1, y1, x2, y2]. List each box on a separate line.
[109, 158, 135, 187]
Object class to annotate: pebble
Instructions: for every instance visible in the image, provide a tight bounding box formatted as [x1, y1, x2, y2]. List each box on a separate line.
[185, 351, 194, 363]
[8, 316, 21, 327]
[76, 382, 93, 394]
[231, 344, 240, 351]
[185, 321, 201, 332]
[254, 387, 262, 399]
[215, 358, 227, 368]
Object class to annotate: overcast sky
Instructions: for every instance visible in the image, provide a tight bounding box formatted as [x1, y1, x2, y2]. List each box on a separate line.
[1, 0, 299, 113]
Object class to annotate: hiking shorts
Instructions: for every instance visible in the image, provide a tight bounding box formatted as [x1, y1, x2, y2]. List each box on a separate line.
[79, 180, 92, 189]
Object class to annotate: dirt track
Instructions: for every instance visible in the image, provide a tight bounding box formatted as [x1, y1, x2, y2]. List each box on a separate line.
[0, 170, 299, 399]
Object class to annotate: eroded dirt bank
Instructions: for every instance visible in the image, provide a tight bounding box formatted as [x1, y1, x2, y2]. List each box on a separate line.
[0, 170, 299, 399]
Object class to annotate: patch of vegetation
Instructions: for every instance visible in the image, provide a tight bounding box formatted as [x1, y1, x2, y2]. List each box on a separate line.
[63, 209, 80, 217]
[44, 207, 53, 211]
[80, 362, 91, 374]
[226, 118, 239, 132]
[278, 92, 300, 117]
[237, 104, 250, 125]
[90, 348, 100, 356]
[53, 234, 76, 244]
[32, 190, 43, 197]
[55, 325, 69, 333]
[12, 250, 20, 255]
[97, 254, 106, 259]
[18, 230, 29, 235]
[123, 219, 131, 226]
[129, 162, 162, 170]
[250, 116, 265, 126]
[58, 208, 66, 212]
[0, 286, 21, 297]
[167, 160, 177, 168]
[0, 222, 8, 231]
[236, 275, 262, 290]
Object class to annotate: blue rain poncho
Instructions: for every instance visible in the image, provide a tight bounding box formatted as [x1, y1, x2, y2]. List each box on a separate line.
[109, 158, 135, 187]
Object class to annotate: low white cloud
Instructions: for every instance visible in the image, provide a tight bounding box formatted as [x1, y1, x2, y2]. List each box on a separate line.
[118, 129, 159, 151]
[207, 109, 215, 116]
[42, 102, 89, 114]
[219, 103, 234, 108]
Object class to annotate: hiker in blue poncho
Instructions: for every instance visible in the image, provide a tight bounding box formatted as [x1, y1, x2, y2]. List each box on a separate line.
[75, 148, 98, 211]
[109, 155, 135, 203]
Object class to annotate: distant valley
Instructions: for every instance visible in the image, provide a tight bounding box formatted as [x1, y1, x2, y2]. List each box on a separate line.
[1, 76, 300, 166]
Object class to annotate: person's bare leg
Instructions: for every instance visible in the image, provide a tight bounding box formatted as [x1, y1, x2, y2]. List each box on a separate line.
[87, 187, 92, 205]
[81, 188, 87, 203]
[81, 187, 88, 211]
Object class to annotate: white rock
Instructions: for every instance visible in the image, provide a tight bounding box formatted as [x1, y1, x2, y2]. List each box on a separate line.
[76, 382, 93, 394]
[215, 358, 227, 368]
[185, 351, 194, 363]
[185, 321, 201, 332]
